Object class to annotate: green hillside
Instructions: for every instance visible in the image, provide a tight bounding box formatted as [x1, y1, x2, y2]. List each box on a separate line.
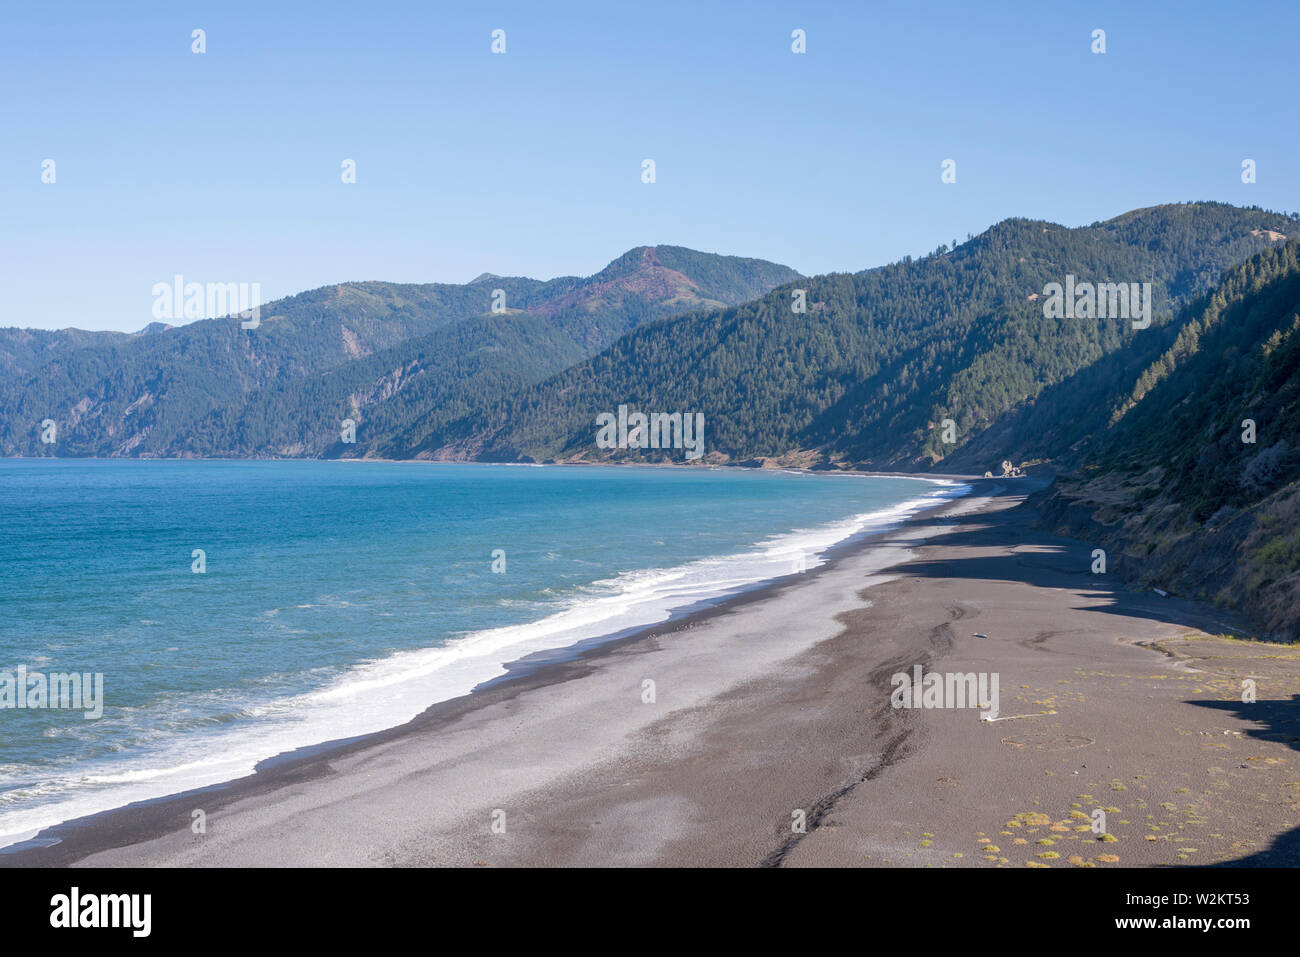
[1038, 241, 1300, 638]
[424, 203, 1294, 467]
[1, 247, 799, 457]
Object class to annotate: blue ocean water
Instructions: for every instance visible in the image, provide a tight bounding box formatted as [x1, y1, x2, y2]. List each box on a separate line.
[0, 459, 962, 845]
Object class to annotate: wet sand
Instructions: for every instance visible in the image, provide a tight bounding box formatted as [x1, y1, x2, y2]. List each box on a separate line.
[7, 477, 1299, 868]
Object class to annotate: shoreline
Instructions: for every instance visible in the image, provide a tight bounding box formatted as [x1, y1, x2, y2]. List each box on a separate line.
[1, 470, 975, 865]
[0, 453, 984, 482]
[9, 473, 1297, 867]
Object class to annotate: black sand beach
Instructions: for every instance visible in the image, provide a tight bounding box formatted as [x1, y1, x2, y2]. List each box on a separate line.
[7, 476, 1298, 868]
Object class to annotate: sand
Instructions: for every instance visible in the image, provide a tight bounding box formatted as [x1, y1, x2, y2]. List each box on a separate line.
[6, 477, 1298, 868]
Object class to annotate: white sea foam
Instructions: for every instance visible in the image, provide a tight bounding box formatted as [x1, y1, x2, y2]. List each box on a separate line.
[0, 476, 967, 850]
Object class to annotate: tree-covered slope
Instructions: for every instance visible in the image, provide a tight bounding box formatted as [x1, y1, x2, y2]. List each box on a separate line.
[180, 311, 592, 457]
[0, 327, 128, 380]
[1037, 241, 1300, 637]
[423, 203, 1294, 466]
[2, 246, 799, 457]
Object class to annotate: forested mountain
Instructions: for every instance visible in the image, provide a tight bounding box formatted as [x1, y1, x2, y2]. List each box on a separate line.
[0, 327, 127, 380]
[181, 311, 592, 457]
[1038, 241, 1300, 638]
[6, 202, 1297, 634]
[0, 246, 799, 457]
[417, 203, 1294, 465]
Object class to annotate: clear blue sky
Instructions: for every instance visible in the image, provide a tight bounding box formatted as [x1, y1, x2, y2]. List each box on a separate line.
[4, 0, 1297, 331]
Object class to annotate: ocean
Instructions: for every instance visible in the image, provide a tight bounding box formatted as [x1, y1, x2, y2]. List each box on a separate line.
[0, 459, 964, 847]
